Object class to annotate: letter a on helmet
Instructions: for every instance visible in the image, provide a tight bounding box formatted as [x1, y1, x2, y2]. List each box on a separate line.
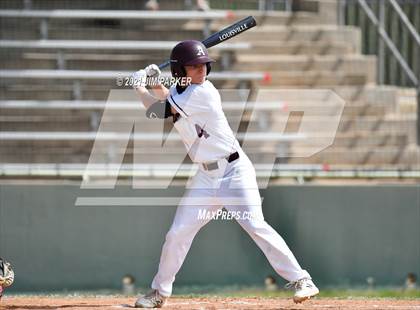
[170, 40, 215, 78]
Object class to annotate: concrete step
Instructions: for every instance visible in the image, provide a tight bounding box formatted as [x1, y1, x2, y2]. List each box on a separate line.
[342, 102, 389, 117]
[397, 88, 417, 114]
[265, 70, 371, 86]
[2, 119, 410, 149]
[246, 41, 357, 55]
[0, 24, 361, 49]
[0, 73, 370, 103]
[2, 111, 412, 138]
[0, 140, 275, 164]
[0, 85, 81, 100]
[0, 122, 407, 150]
[235, 55, 376, 82]
[1, 86, 408, 118]
[337, 115, 416, 134]
[259, 85, 401, 107]
[1, 47, 364, 71]
[0, 84, 405, 107]
[0, 52, 225, 71]
[1, 130, 416, 165]
[292, 0, 319, 13]
[3, 12, 316, 41]
[0, 100, 391, 138]
[0, 99, 390, 117]
[0, 1, 317, 11]
[0, 86, 113, 101]
[0, 70, 262, 100]
[298, 0, 338, 24]
[331, 132, 409, 148]
[1, 55, 376, 84]
[195, 10, 326, 26]
[252, 114, 416, 134]
[0, 117, 92, 131]
[3, 141, 418, 166]
[236, 54, 375, 71]
[1, 102, 413, 140]
[0, 114, 413, 140]
[243, 134, 411, 151]
[0, 115, 241, 133]
[287, 145, 420, 166]
[326, 86, 399, 107]
[231, 25, 361, 51]
[0, 24, 205, 41]
[0, 41, 358, 62]
[0, 0, 186, 10]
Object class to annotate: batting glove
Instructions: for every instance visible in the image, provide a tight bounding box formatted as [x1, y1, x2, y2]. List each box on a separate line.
[145, 64, 162, 86]
[145, 64, 161, 78]
[131, 69, 147, 88]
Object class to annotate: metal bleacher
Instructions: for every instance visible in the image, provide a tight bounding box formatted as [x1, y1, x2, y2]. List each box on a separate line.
[0, 0, 419, 181]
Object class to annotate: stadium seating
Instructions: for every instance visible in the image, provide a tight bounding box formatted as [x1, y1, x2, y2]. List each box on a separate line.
[0, 0, 419, 179]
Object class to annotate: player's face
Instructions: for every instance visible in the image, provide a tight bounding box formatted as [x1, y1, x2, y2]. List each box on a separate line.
[184, 63, 207, 84]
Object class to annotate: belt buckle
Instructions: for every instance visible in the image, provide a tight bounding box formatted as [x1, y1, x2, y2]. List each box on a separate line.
[203, 161, 218, 171]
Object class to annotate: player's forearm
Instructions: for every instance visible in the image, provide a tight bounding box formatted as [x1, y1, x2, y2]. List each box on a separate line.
[134, 86, 161, 109]
[132, 65, 169, 108]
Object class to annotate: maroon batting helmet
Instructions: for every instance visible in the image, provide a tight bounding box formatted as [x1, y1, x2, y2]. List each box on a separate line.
[170, 40, 214, 78]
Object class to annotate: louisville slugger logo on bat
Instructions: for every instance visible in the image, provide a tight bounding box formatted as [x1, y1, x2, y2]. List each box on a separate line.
[218, 23, 249, 42]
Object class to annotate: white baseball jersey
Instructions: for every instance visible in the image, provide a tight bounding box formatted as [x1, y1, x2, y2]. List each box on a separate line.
[167, 80, 240, 163]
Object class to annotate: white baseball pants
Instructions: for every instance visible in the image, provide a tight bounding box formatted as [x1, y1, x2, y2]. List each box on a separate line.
[151, 150, 311, 297]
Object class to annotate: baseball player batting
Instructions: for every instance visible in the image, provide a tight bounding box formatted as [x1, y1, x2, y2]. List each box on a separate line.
[131, 40, 319, 308]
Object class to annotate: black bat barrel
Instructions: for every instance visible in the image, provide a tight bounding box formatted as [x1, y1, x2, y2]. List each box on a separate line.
[158, 16, 257, 70]
[202, 16, 257, 48]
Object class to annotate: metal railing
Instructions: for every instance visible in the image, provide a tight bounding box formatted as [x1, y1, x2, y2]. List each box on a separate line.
[0, 9, 229, 39]
[0, 163, 419, 179]
[16, 0, 293, 11]
[210, 0, 293, 11]
[338, 0, 420, 144]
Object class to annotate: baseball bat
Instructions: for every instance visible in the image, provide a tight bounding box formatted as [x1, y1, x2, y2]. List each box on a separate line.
[158, 15, 257, 70]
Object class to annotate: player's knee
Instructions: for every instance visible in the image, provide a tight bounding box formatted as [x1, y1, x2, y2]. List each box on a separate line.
[240, 218, 270, 234]
[165, 225, 196, 242]
[165, 228, 181, 242]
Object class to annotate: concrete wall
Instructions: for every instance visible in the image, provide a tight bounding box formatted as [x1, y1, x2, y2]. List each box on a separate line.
[0, 184, 418, 292]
